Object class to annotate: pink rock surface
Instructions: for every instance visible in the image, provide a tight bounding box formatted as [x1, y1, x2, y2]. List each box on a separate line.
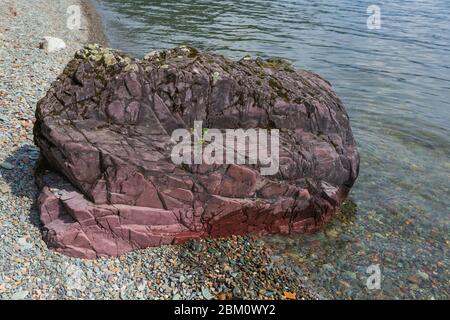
[34, 45, 359, 258]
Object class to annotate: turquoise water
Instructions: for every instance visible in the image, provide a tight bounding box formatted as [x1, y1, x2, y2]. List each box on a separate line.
[93, 0, 449, 299]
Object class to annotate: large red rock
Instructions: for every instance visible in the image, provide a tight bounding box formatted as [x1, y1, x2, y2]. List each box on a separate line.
[34, 45, 359, 258]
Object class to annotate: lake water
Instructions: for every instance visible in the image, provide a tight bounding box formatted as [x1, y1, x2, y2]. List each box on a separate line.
[93, 0, 449, 299]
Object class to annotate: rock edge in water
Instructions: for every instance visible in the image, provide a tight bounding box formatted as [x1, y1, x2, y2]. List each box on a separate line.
[34, 44, 360, 258]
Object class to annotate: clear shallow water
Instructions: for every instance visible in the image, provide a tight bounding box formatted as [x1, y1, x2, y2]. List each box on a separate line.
[94, 0, 449, 299]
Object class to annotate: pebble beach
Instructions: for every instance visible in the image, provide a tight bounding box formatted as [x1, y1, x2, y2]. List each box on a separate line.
[0, 0, 319, 300]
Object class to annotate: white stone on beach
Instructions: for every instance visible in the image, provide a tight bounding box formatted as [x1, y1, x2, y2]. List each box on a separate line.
[40, 36, 66, 53]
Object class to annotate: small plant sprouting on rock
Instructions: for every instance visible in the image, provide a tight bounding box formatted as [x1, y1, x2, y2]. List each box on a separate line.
[191, 127, 210, 145]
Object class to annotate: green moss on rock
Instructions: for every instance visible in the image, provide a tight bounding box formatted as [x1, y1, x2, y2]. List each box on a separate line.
[75, 44, 120, 67]
[336, 199, 357, 224]
[258, 57, 294, 72]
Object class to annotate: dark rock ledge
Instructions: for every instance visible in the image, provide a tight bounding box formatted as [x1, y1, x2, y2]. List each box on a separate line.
[34, 44, 359, 259]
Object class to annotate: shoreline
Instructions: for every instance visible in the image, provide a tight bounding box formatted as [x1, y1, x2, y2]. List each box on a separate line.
[0, 0, 320, 300]
[82, 0, 109, 46]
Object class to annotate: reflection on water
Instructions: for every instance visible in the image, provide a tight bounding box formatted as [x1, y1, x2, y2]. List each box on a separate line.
[94, 0, 450, 299]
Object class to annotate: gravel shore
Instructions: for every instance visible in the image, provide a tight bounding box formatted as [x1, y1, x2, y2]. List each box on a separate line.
[0, 0, 318, 300]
